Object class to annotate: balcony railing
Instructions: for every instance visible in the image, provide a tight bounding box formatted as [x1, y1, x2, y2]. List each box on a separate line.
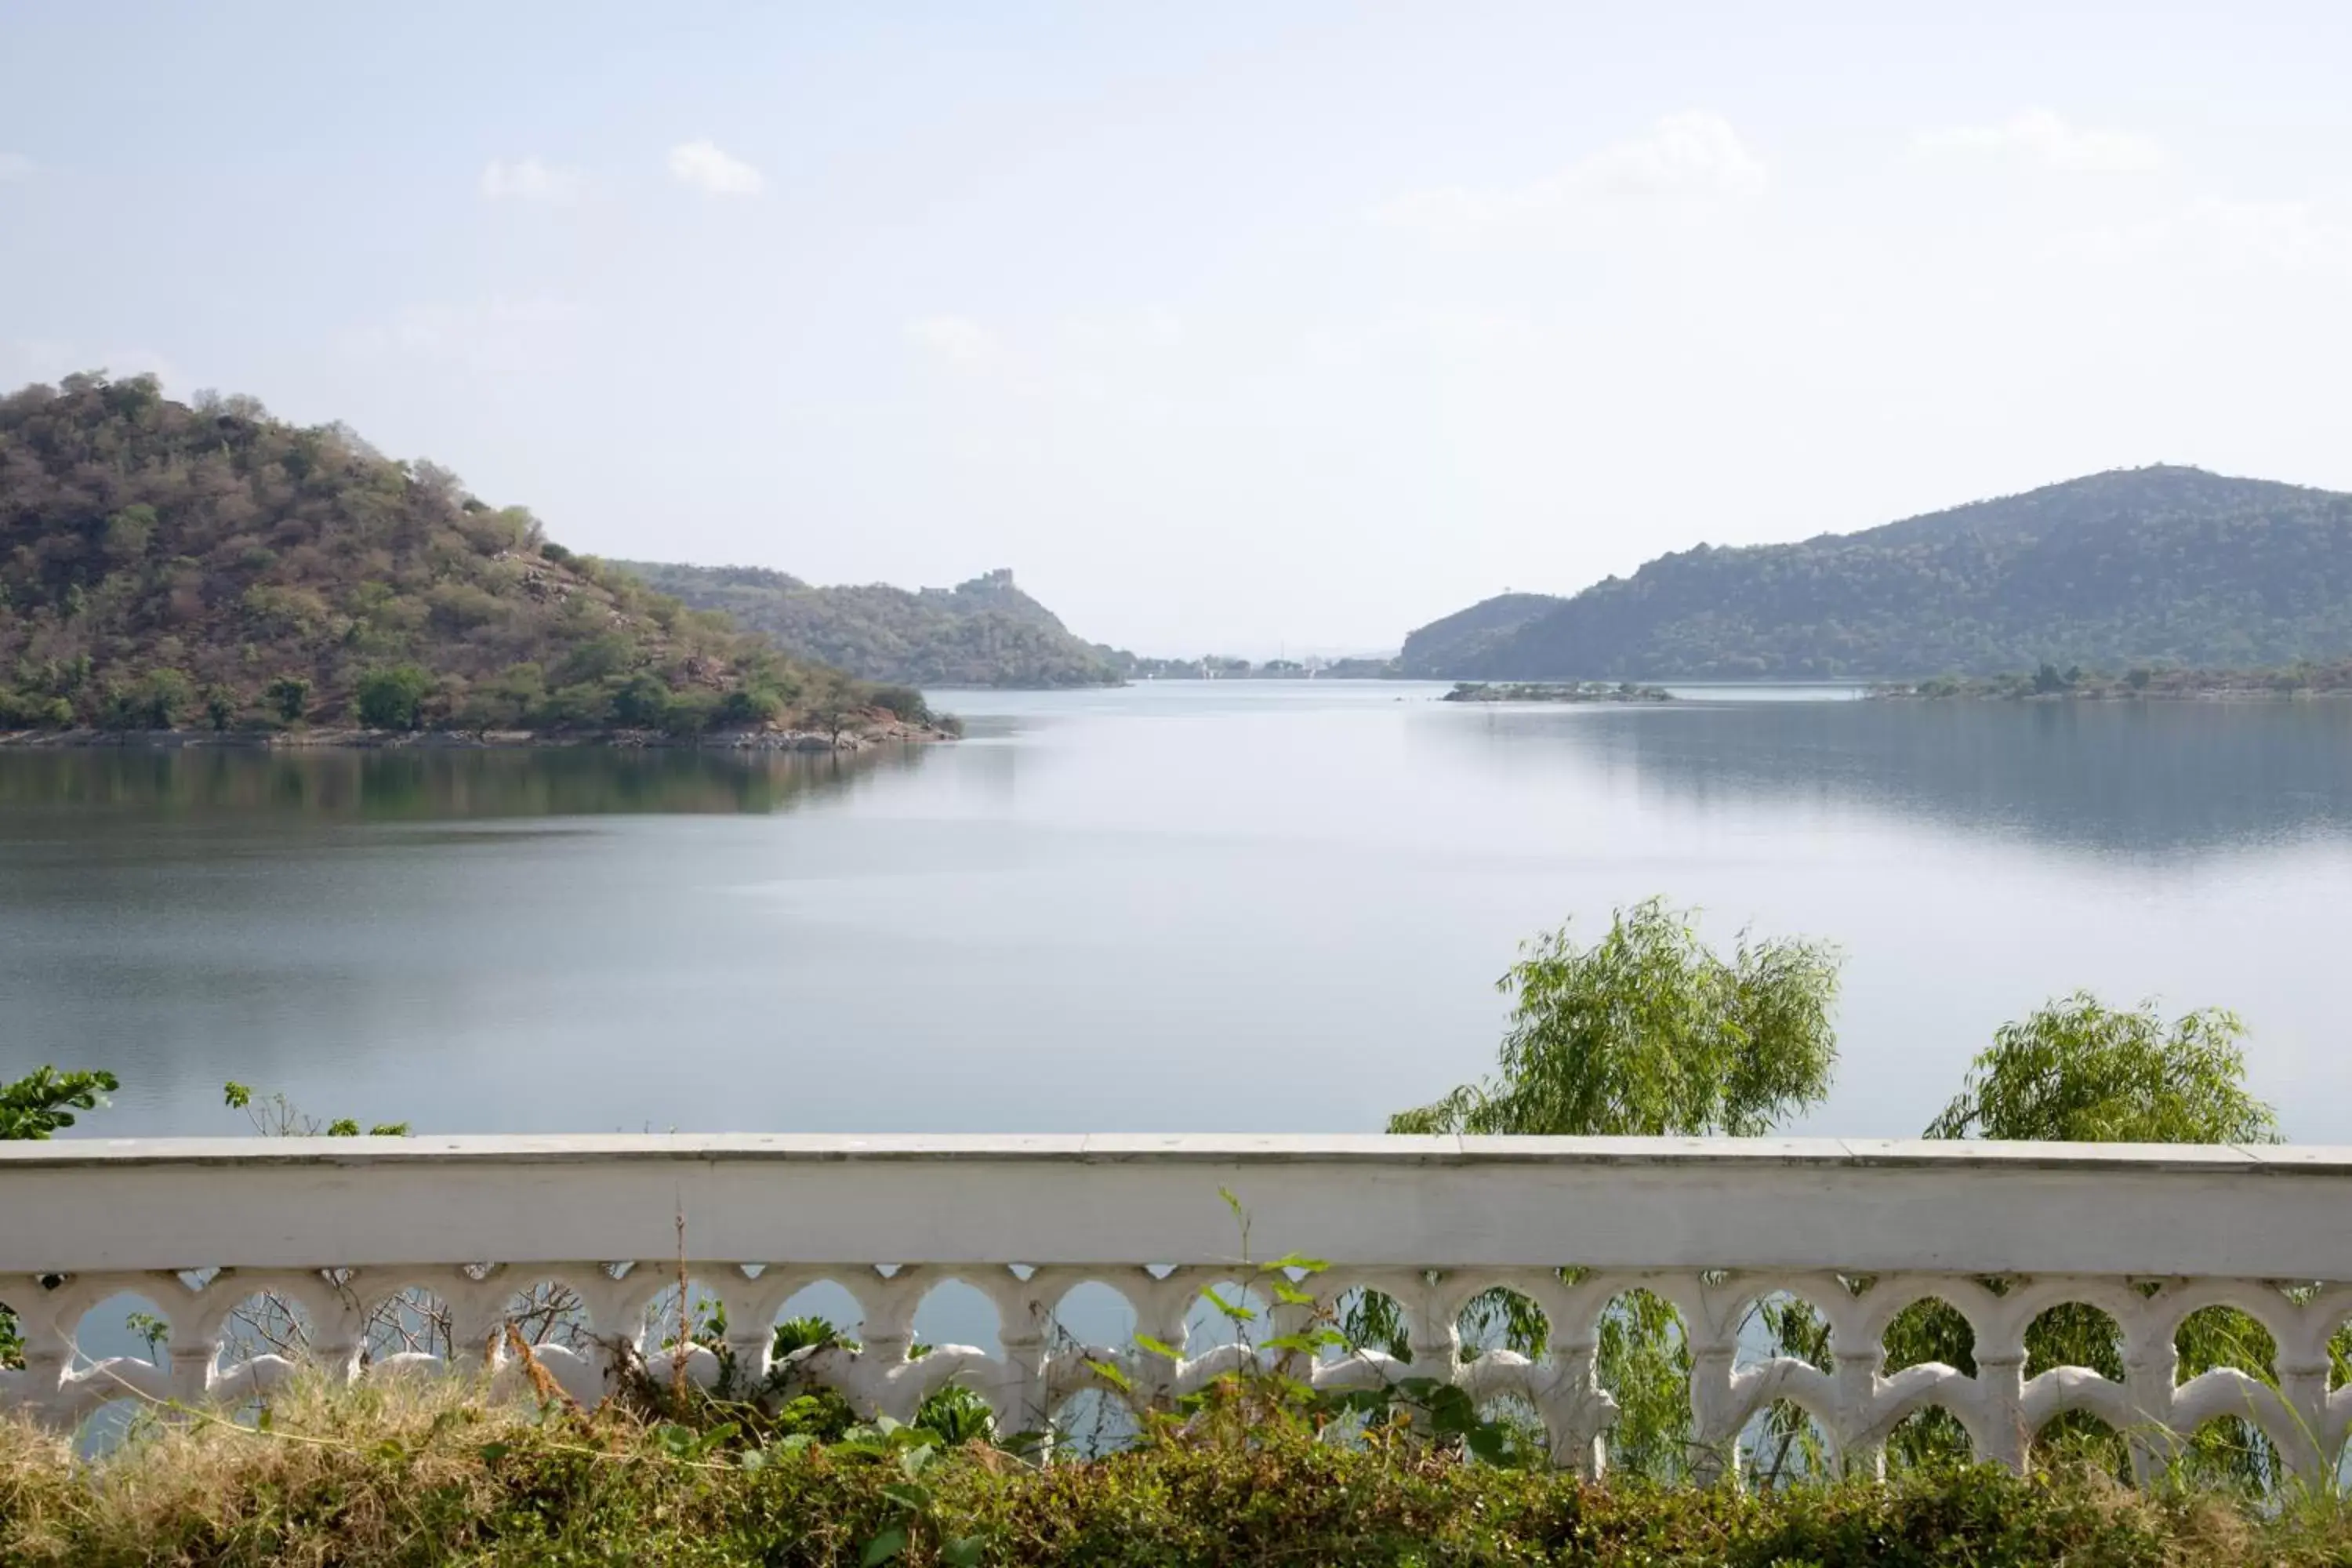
[5, 1134, 2350, 1482]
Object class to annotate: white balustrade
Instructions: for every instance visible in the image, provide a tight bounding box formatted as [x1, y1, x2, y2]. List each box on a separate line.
[5, 1134, 2351, 1482]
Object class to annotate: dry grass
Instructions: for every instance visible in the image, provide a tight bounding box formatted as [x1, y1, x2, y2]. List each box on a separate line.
[1, 1376, 540, 1565]
[6, 1375, 2352, 1566]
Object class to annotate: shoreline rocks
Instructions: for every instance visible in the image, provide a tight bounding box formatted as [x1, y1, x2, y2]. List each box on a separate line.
[0, 718, 957, 752]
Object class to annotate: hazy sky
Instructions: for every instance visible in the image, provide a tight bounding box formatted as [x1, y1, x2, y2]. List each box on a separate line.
[5, 2, 2350, 654]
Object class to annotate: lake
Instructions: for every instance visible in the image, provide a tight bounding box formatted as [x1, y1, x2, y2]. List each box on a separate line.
[5, 681, 2352, 1143]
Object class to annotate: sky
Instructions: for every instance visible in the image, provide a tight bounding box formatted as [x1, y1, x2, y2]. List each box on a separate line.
[5, 2, 2351, 656]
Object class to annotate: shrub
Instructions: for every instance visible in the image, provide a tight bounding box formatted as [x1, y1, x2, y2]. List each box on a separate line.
[718, 686, 786, 728]
[869, 684, 931, 723]
[660, 689, 720, 737]
[354, 664, 434, 730]
[609, 673, 675, 728]
[0, 1377, 2315, 1567]
[265, 674, 311, 723]
[100, 667, 196, 729]
[201, 684, 237, 731]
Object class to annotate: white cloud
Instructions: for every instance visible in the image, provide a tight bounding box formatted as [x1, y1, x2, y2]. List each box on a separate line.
[903, 315, 998, 366]
[1374, 112, 1766, 240]
[1915, 110, 2165, 172]
[0, 153, 33, 183]
[479, 157, 588, 205]
[667, 140, 764, 197]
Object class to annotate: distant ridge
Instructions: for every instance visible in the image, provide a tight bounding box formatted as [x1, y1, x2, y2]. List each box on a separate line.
[1399, 466, 2352, 680]
[615, 563, 1123, 688]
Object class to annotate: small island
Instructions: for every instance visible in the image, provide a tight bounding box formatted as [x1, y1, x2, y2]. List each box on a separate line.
[1443, 681, 1675, 704]
[1870, 660, 2352, 702]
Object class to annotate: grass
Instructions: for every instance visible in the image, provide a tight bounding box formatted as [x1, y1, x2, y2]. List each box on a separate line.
[5, 1377, 2351, 1566]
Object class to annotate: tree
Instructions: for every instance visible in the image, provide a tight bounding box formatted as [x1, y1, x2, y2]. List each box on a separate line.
[1890, 994, 2289, 1481]
[267, 674, 311, 723]
[110, 667, 194, 729]
[1381, 900, 1843, 1479]
[1392, 898, 1842, 1138]
[354, 664, 433, 730]
[0, 1065, 118, 1140]
[1925, 993, 2277, 1144]
[2, 1066, 119, 1367]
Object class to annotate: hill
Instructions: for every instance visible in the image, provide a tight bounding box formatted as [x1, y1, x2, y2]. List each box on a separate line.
[1399, 466, 2352, 680]
[614, 562, 1123, 687]
[1395, 593, 1564, 677]
[0, 374, 924, 739]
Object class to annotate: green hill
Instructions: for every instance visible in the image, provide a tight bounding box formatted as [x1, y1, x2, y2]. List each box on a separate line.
[0, 374, 919, 739]
[614, 562, 1123, 688]
[1395, 593, 1563, 678]
[1399, 466, 2352, 680]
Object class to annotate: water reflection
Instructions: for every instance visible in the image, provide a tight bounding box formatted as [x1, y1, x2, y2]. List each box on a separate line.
[0, 744, 921, 823]
[1445, 700, 2352, 856]
[8, 691, 2352, 1142]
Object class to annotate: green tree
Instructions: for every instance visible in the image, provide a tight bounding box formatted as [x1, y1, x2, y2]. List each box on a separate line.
[1925, 993, 2277, 1144]
[105, 667, 195, 729]
[2, 1066, 120, 1366]
[718, 686, 786, 728]
[1381, 900, 1843, 1480]
[0, 1065, 118, 1140]
[354, 664, 434, 730]
[201, 684, 237, 731]
[1392, 898, 1842, 1138]
[266, 674, 311, 723]
[1889, 995, 2289, 1481]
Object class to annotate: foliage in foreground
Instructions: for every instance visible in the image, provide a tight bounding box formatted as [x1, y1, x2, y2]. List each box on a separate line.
[1389, 897, 1842, 1140]
[2, 1376, 2342, 1568]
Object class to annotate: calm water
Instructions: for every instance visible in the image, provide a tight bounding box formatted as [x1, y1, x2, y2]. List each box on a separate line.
[5, 682, 2352, 1142]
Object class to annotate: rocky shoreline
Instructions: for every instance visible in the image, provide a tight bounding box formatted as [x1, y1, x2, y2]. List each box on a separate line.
[0, 717, 956, 751]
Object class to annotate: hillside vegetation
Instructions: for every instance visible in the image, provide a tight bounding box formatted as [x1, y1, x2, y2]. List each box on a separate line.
[615, 562, 1123, 688]
[1394, 592, 1559, 678]
[1401, 466, 2352, 680]
[0, 375, 916, 738]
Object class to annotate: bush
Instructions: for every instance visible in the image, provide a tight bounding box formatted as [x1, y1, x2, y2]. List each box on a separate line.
[609, 673, 675, 728]
[0, 1377, 2320, 1567]
[354, 664, 434, 730]
[201, 684, 237, 731]
[869, 684, 931, 724]
[718, 686, 786, 728]
[266, 674, 310, 723]
[100, 667, 196, 729]
[660, 689, 720, 737]
[536, 681, 615, 731]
